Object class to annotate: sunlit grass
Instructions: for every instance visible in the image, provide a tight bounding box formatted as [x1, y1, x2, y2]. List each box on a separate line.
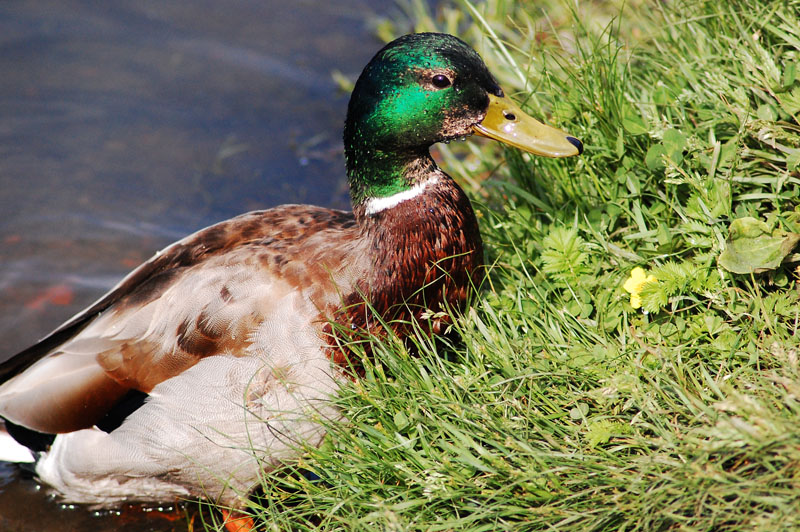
[211, 0, 800, 530]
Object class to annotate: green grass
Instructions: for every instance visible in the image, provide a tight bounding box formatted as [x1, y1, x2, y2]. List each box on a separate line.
[209, 1, 800, 530]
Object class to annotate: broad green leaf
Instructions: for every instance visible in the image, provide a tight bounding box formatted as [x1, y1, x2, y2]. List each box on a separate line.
[656, 223, 672, 246]
[781, 61, 796, 87]
[663, 129, 687, 165]
[718, 217, 800, 274]
[787, 149, 800, 171]
[662, 129, 687, 153]
[757, 104, 777, 121]
[621, 103, 648, 135]
[780, 86, 800, 115]
[393, 411, 409, 430]
[652, 85, 671, 106]
[645, 144, 666, 169]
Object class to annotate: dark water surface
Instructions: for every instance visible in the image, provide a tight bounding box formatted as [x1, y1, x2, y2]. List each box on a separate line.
[0, 0, 395, 529]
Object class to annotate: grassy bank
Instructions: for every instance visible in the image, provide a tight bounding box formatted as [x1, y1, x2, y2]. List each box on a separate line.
[218, 1, 800, 530]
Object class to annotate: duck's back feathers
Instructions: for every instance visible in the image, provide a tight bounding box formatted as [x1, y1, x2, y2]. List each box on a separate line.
[0, 206, 362, 435]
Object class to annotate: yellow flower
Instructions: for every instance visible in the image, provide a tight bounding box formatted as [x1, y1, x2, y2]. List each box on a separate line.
[623, 267, 657, 309]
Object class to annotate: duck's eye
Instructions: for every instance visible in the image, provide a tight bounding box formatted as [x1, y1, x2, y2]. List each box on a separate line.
[431, 74, 452, 89]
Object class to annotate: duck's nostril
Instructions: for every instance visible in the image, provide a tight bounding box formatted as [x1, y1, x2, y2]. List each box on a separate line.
[502, 111, 516, 121]
[566, 136, 583, 155]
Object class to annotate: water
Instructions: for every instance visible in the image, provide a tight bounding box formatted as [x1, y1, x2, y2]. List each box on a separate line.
[0, 0, 397, 529]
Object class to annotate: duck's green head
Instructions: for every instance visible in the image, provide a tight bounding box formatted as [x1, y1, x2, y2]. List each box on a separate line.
[344, 32, 582, 208]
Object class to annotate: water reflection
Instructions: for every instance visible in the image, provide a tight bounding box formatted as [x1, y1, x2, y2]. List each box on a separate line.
[0, 0, 395, 529]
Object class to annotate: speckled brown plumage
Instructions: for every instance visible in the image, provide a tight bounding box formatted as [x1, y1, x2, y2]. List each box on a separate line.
[327, 167, 482, 369]
[0, 177, 480, 434]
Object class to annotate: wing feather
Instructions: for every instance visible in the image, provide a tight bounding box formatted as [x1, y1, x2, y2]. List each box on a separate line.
[0, 207, 359, 435]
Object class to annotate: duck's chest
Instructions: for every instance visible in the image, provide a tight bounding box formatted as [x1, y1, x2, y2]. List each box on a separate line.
[327, 180, 483, 351]
[367, 185, 482, 309]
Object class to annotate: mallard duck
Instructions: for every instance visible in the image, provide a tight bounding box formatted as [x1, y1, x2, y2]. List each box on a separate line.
[0, 32, 581, 530]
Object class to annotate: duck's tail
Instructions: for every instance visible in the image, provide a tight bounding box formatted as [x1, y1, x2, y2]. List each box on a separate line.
[0, 422, 35, 463]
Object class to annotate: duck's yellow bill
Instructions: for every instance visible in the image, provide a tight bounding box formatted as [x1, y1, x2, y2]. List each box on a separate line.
[473, 94, 583, 158]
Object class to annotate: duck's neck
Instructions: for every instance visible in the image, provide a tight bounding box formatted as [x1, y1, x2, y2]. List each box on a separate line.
[345, 141, 434, 216]
[346, 154, 484, 329]
[327, 143, 483, 371]
[343, 126, 484, 319]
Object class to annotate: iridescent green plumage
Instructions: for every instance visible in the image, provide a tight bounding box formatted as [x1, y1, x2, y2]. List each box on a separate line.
[344, 33, 503, 206]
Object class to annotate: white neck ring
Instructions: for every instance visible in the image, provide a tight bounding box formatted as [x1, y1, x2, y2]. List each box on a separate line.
[363, 175, 439, 216]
